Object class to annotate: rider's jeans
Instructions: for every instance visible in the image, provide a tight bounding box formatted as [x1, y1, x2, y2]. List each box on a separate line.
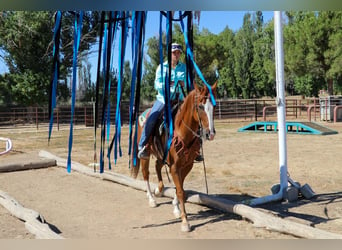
[138, 100, 164, 149]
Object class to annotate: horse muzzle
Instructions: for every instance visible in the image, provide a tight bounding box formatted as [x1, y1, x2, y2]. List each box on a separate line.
[205, 128, 216, 141]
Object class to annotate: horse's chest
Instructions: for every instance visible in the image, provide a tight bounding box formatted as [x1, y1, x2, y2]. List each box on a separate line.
[171, 135, 200, 162]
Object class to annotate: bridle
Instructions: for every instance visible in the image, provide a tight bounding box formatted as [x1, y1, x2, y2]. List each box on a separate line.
[181, 91, 212, 140]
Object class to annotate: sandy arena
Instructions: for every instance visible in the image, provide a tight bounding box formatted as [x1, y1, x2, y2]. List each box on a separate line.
[1, 120, 342, 239]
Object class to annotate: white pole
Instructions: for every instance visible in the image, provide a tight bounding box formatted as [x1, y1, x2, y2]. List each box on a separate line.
[274, 10, 289, 196]
[249, 11, 288, 206]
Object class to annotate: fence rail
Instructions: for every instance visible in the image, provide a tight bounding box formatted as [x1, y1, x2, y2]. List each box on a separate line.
[0, 98, 322, 129]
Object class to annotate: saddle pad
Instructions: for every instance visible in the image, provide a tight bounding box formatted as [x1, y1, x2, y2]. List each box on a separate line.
[138, 108, 151, 127]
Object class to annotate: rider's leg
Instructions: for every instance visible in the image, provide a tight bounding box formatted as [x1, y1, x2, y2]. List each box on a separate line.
[138, 100, 164, 159]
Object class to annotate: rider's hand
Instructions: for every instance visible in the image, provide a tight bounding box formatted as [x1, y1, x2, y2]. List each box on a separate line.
[178, 81, 184, 87]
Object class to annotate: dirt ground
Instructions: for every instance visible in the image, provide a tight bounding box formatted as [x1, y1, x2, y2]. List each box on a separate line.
[1, 120, 342, 239]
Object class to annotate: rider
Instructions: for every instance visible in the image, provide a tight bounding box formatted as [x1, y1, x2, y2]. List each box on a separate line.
[137, 43, 186, 159]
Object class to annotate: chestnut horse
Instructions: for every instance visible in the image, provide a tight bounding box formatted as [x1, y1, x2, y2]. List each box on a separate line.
[131, 82, 217, 232]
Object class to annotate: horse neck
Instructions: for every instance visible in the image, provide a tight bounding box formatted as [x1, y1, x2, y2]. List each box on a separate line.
[174, 91, 199, 144]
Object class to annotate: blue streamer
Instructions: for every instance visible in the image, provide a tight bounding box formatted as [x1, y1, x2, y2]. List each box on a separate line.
[128, 11, 146, 168]
[106, 11, 119, 170]
[67, 11, 83, 173]
[162, 12, 174, 162]
[128, 11, 141, 158]
[48, 11, 62, 142]
[99, 15, 109, 173]
[179, 12, 216, 106]
[113, 11, 128, 164]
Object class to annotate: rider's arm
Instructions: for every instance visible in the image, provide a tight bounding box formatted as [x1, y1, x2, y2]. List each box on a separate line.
[174, 63, 186, 86]
[173, 63, 187, 100]
[154, 64, 163, 92]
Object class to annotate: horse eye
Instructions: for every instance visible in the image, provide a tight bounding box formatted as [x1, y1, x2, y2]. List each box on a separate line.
[198, 104, 205, 110]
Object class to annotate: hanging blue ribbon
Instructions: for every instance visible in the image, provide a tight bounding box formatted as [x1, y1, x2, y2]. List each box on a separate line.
[179, 12, 216, 106]
[67, 11, 83, 173]
[128, 11, 141, 159]
[48, 11, 62, 143]
[106, 11, 119, 170]
[128, 11, 146, 168]
[99, 13, 109, 173]
[112, 11, 129, 164]
[162, 12, 174, 162]
[128, 11, 141, 162]
[93, 11, 106, 172]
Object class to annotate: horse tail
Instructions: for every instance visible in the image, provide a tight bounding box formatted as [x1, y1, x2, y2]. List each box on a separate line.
[129, 121, 142, 179]
[130, 145, 140, 179]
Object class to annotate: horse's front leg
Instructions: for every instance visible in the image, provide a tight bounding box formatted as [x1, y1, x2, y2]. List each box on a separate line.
[141, 158, 157, 208]
[154, 159, 164, 197]
[170, 164, 190, 232]
[172, 193, 181, 218]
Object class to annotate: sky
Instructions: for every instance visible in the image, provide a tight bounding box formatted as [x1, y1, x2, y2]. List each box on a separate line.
[0, 11, 276, 82]
[87, 11, 275, 83]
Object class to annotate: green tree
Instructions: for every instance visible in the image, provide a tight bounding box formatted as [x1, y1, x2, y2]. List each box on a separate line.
[0, 11, 99, 105]
[251, 11, 276, 97]
[77, 55, 94, 102]
[121, 60, 132, 101]
[284, 11, 342, 96]
[324, 11, 342, 93]
[233, 13, 254, 98]
[216, 27, 236, 98]
[141, 36, 160, 102]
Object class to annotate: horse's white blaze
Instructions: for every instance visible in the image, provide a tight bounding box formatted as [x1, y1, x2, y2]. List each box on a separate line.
[204, 100, 215, 140]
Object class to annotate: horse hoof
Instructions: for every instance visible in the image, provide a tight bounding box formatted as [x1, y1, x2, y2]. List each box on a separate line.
[154, 187, 163, 197]
[181, 223, 191, 232]
[149, 199, 157, 208]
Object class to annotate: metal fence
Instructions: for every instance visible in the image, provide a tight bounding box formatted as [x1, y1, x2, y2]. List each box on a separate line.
[0, 98, 321, 129]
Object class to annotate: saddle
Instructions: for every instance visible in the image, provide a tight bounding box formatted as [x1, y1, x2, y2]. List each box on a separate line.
[139, 100, 182, 160]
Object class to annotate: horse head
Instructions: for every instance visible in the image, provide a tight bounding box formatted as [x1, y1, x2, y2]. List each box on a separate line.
[193, 81, 217, 141]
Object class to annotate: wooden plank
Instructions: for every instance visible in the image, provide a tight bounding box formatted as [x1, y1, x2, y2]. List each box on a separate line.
[0, 190, 64, 239]
[0, 159, 56, 173]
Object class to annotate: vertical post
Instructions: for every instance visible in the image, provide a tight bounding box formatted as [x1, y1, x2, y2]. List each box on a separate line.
[57, 108, 59, 131]
[254, 100, 258, 121]
[274, 11, 288, 195]
[325, 99, 328, 121]
[314, 97, 317, 121]
[93, 101, 95, 128]
[36, 107, 39, 130]
[84, 106, 87, 126]
[250, 11, 288, 206]
[218, 100, 221, 120]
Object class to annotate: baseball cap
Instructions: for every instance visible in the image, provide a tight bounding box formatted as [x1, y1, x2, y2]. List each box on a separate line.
[171, 43, 183, 52]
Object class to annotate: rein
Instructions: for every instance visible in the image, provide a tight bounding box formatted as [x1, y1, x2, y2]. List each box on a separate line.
[181, 119, 201, 138]
[194, 93, 209, 194]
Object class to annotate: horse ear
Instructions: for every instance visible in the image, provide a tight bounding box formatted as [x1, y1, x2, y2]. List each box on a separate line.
[193, 81, 200, 91]
[212, 81, 218, 91]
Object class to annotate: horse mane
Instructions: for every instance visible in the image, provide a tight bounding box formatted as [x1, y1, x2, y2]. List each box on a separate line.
[174, 88, 198, 130]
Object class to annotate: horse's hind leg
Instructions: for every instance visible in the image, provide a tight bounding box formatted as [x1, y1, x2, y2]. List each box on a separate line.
[141, 158, 157, 208]
[154, 159, 164, 197]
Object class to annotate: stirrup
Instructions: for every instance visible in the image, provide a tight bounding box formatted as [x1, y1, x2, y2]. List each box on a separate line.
[138, 146, 149, 159]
